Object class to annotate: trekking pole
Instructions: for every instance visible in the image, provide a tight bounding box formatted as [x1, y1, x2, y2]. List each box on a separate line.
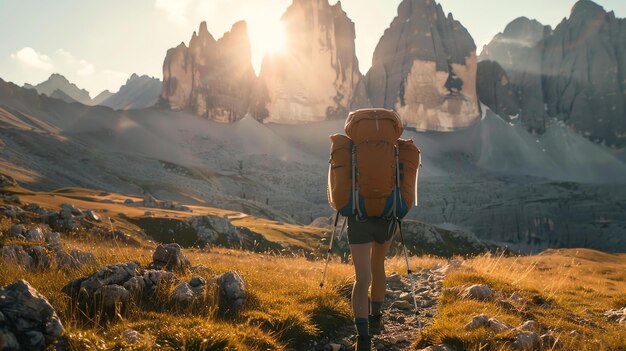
[398, 220, 423, 329]
[320, 213, 343, 288]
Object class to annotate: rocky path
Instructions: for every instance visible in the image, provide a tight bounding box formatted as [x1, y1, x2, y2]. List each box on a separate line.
[310, 262, 459, 351]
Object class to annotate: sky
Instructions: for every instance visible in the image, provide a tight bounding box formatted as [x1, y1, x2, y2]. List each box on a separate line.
[1, 0, 625, 97]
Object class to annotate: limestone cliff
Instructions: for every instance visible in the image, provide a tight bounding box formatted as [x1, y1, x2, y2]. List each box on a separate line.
[365, 0, 480, 131]
[259, 0, 368, 124]
[161, 21, 267, 122]
[480, 1, 626, 145]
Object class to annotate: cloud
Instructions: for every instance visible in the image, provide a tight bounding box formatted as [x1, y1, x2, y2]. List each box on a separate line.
[155, 0, 196, 26]
[10, 47, 54, 70]
[155, 0, 222, 31]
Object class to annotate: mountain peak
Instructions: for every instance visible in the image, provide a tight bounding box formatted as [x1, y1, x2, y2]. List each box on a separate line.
[570, 0, 605, 19]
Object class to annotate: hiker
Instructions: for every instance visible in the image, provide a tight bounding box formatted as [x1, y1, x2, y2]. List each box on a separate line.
[325, 108, 421, 351]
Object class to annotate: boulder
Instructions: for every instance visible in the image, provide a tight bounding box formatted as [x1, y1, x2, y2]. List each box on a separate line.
[150, 243, 191, 273]
[24, 246, 54, 272]
[1, 245, 33, 269]
[2, 206, 24, 219]
[0, 280, 64, 350]
[260, 0, 368, 124]
[69, 249, 98, 266]
[462, 284, 493, 301]
[8, 224, 26, 237]
[24, 227, 45, 241]
[512, 331, 540, 350]
[365, 0, 480, 131]
[213, 271, 245, 315]
[0, 174, 17, 188]
[62, 262, 142, 321]
[59, 203, 82, 216]
[464, 314, 489, 330]
[189, 215, 241, 245]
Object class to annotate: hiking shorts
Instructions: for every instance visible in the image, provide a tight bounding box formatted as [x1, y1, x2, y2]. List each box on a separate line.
[346, 215, 397, 245]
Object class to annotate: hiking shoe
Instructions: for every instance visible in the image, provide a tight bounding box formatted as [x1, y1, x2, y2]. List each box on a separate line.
[354, 335, 372, 351]
[369, 314, 384, 335]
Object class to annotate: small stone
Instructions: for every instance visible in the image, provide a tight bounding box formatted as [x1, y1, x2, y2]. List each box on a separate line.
[518, 320, 538, 333]
[540, 333, 561, 349]
[488, 318, 513, 333]
[189, 276, 206, 288]
[509, 292, 525, 303]
[124, 199, 134, 204]
[418, 345, 454, 351]
[464, 314, 489, 330]
[569, 330, 581, 338]
[214, 271, 246, 315]
[9, 224, 26, 237]
[150, 243, 191, 273]
[84, 210, 101, 222]
[328, 343, 341, 351]
[512, 331, 540, 350]
[391, 300, 413, 310]
[60, 203, 82, 215]
[122, 329, 142, 344]
[462, 284, 493, 301]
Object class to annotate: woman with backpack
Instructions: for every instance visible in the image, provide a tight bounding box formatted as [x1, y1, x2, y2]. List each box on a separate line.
[326, 108, 421, 351]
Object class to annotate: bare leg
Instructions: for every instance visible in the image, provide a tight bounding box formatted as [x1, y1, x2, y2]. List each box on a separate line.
[371, 239, 393, 303]
[350, 243, 372, 319]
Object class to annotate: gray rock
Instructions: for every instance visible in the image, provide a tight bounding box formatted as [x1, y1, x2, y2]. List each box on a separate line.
[462, 284, 493, 301]
[512, 331, 540, 350]
[189, 276, 205, 288]
[2, 205, 24, 218]
[488, 318, 513, 333]
[391, 300, 413, 311]
[24, 227, 45, 241]
[0, 280, 64, 349]
[170, 282, 195, 307]
[24, 247, 54, 272]
[23, 203, 43, 214]
[1, 245, 33, 269]
[150, 243, 190, 273]
[122, 328, 142, 344]
[188, 215, 241, 245]
[84, 210, 101, 222]
[464, 314, 489, 330]
[62, 262, 141, 321]
[59, 203, 82, 216]
[69, 249, 98, 266]
[214, 271, 245, 315]
[8, 224, 25, 237]
[93, 285, 130, 311]
[518, 320, 538, 333]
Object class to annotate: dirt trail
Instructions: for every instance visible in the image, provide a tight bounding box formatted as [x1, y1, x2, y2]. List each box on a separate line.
[310, 261, 461, 351]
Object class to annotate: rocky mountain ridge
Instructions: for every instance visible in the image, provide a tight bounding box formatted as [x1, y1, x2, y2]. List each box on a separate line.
[365, 0, 481, 131]
[24, 73, 92, 105]
[479, 0, 626, 146]
[160, 21, 267, 123]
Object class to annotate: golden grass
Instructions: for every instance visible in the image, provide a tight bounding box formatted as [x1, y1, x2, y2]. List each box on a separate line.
[417, 249, 626, 350]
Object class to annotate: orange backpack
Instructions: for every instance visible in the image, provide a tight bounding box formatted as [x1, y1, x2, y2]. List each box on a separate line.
[327, 109, 421, 219]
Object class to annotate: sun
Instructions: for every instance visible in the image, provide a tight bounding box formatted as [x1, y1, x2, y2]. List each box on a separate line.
[249, 19, 286, 74]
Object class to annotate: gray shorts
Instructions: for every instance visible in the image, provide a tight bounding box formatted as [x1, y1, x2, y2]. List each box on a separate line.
[346, 216, 396, 245]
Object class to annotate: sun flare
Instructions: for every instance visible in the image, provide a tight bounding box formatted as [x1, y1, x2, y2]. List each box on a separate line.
[249, 19, 286, 74]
